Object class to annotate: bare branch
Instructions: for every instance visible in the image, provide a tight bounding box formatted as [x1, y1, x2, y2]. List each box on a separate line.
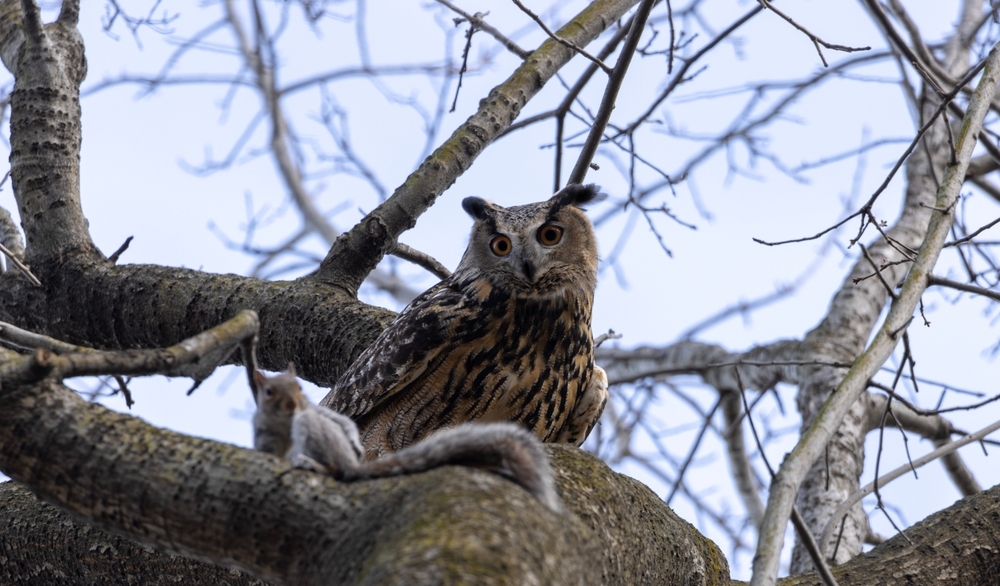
[754, 52, 989, 248]
[390, 242, 452, 280]
[510, 0, 612, 74]
[623, 5, 764, 135]
[750, 41, 1000, 586]
[927, 274, 1000, 301]
[0, 310, 260, 387]
[569, 0, 657, 184]
[756, 0, 870, 67]
[965, 153, 999, 178]
[721, 391, 766, 527]
[820, 417, 1000, 556]
[436, 1, 530, 58]
[736, 368, 840, 586]
[316, 0, 642, 295]
[0, 321, 89, 354]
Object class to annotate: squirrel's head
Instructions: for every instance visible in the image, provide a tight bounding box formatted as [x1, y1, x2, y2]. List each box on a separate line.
[253, 363, 306, 416]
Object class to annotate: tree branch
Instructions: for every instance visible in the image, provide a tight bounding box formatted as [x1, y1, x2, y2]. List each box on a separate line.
[511, 0, 612, 74]
[568, 0, 657, 185]
[314, 0, 641, 295]
[818, 417, 1000, 555]
[927, 274, 1000, 302]
[0, 342, 730, 585]
[750, 41, 1000, 586]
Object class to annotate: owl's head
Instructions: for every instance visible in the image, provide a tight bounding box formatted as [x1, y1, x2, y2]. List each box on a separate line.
[456, 184, 604, 295]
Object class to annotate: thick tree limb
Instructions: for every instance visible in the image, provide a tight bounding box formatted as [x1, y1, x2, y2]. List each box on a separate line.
[0, 353, 730, 585]
[782, 3, 988, 572]
[0, 263, 395, 387]
[0, 0, 96, 265]
[777, 480, 1000, 586]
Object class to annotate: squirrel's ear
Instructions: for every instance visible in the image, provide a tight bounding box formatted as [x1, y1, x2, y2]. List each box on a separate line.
[252, 370, 266, 394]
[286, 362, 297, 377]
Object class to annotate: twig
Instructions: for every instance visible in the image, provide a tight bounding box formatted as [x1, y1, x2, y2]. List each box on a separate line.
[859, 243, 898, 300]
[450, 22, 475, 112]
[511, 0, 612, 74]
[665, 398, 721, 504]
[0, 242, 41, 286]
[757, 0, 870, 67]
[113, 375, 134, 408]
[927, 274, 1000, 302]
[623, 5, 765, 135]
[791, 138, 911, 174]
[860, 0, 949, 95]
[945, 215, 1000, 247]
[753, 52, 990, 248]
[594, 329, 622, 348]
[568, 0, 657, 184]
[390, 242, 452, 280]
[735, 367, 840, 586]
[753, 211, 861, 247]
[819, 417, 1000, 554]
[436, 1, 530, 58]
[107, 236, 134, 264]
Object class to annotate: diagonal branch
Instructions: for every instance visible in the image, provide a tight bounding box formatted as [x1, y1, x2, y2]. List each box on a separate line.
[436, 0, 530, 59]
[511, 0, 612, 73]
[568, 0, 657, 185]
[749, 41, 1000, 586]
[819, 417, 1000, 554]
[314, 0, 641, 295]
[927, 274, 1000, 301]
[757, 0, 870, 67]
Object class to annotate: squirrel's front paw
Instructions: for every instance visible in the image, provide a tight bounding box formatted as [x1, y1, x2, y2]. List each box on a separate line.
[290, 453, 328, 474]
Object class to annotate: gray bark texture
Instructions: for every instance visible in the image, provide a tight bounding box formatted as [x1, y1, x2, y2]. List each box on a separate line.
[0, 373, 730, 585]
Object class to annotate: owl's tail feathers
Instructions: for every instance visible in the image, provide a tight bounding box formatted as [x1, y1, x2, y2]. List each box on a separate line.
[347, 422, 563, 513]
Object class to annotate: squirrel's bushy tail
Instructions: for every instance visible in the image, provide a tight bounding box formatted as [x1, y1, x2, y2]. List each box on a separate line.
[350, 422, 562, 512]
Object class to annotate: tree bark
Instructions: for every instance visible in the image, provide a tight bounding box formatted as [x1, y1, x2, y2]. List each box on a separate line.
[0, 369, 730, 586]
[779, 483, 1000, 586]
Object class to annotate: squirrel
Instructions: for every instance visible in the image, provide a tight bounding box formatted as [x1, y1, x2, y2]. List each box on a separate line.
[251, 364, 562, 512]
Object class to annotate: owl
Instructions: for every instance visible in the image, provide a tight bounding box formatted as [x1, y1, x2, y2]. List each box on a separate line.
[322, 184, 608, 460]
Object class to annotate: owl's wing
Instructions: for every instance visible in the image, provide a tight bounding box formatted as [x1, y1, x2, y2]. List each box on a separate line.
[555, 364, 608, 446]
[324, 279, 466, 420]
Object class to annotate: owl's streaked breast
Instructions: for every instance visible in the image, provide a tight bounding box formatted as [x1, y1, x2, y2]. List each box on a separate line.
[356, 271, 595, 455]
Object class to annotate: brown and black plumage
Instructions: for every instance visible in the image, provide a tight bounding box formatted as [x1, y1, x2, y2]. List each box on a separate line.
[323, 184, 608, 460]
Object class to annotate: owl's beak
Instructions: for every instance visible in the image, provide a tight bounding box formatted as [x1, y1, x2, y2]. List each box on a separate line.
[522, 259, 536, 283]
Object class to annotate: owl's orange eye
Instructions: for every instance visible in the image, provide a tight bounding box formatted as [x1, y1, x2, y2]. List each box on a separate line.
[490, 235, 512, 256]
[537, 224, 563, 246]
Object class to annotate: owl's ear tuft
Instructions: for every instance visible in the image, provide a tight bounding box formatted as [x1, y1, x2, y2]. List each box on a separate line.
[462, 196, 492, 220]
[550, 184, 606, 215]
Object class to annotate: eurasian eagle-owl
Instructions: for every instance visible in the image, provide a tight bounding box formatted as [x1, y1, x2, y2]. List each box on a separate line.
[323, 184, 608, 460]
